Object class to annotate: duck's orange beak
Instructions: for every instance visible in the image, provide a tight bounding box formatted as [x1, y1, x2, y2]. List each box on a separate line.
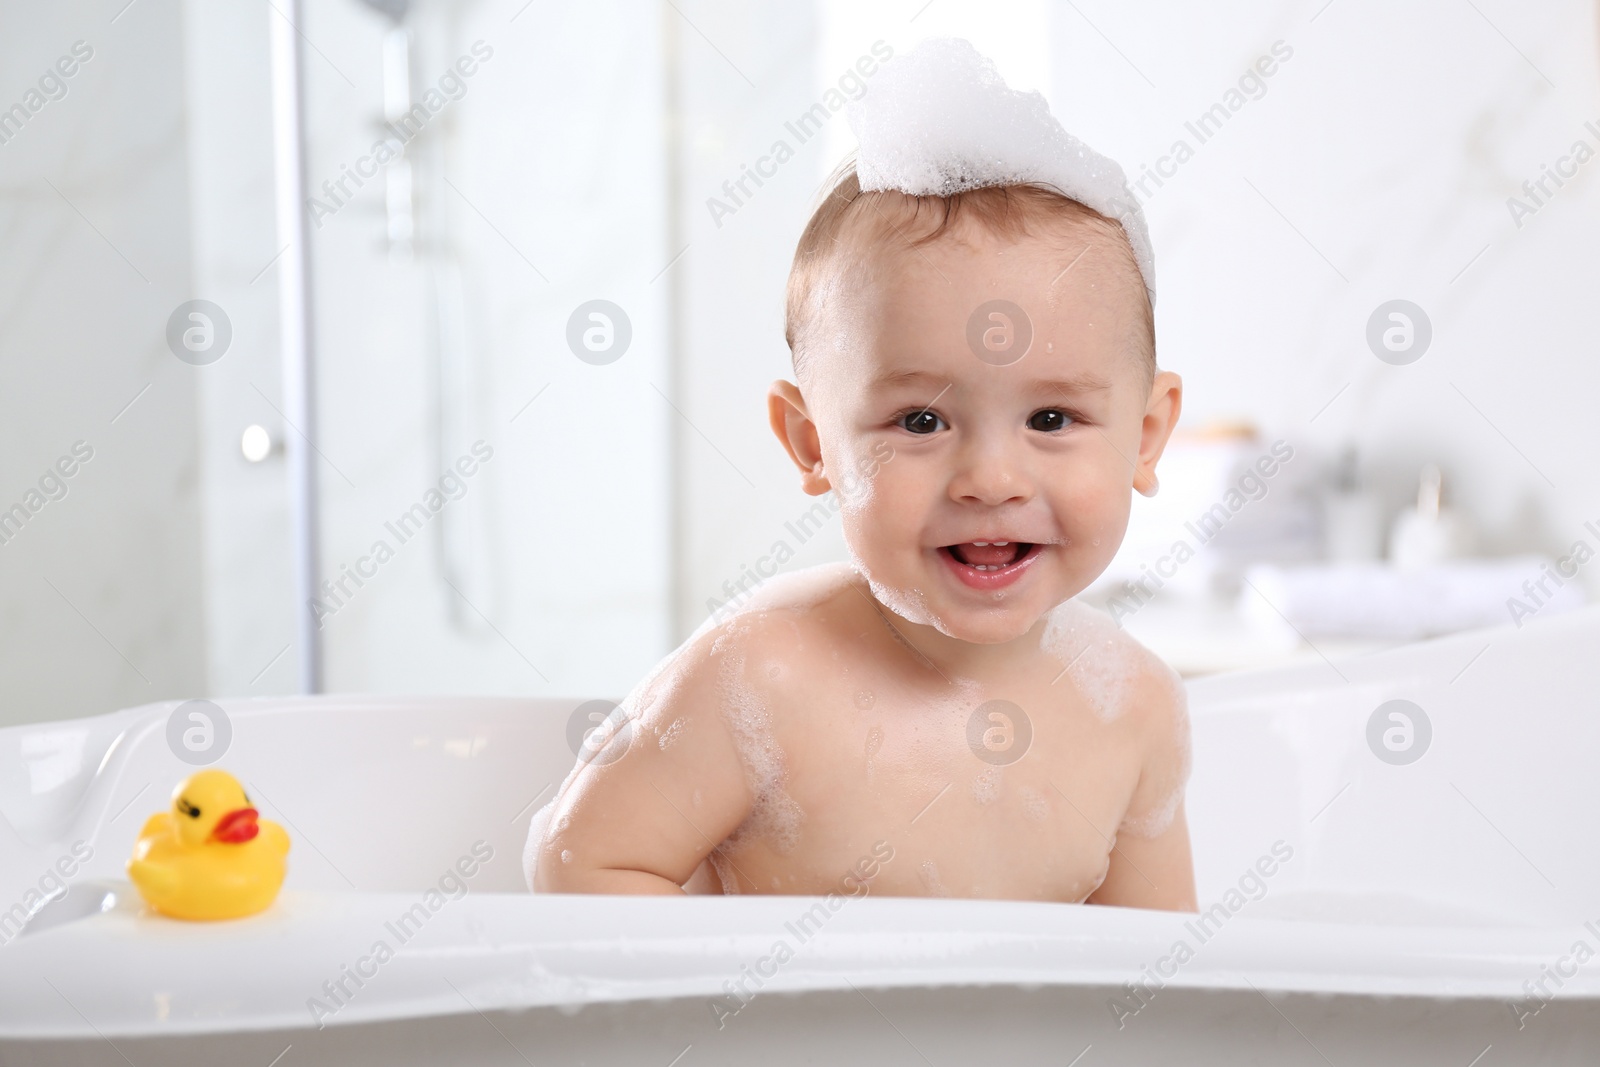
[212, 807, 260, 843]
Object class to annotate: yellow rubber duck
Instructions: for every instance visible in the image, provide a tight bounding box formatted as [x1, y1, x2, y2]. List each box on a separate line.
[127, 769, 290, 920]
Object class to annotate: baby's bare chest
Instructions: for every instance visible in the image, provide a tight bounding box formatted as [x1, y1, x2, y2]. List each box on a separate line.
[717, 674, 1147, 902]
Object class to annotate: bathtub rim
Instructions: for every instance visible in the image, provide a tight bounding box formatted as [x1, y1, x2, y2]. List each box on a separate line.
[2, 886, 1597, 1040]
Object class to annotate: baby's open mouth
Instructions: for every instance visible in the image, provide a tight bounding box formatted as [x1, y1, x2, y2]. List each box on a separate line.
[943, 541, 1031, 570]
[938, 541, 1044, 591]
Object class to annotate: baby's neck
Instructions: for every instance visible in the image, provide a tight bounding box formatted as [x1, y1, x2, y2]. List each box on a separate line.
[863, 593, 1052, 683]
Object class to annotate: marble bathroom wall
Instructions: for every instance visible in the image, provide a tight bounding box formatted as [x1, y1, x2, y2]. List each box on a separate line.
[0, 0, 207, 725]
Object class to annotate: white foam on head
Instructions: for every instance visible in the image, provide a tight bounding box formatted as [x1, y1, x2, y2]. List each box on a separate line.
[971, 765, 1002, 805]
[847, 36, 1156, 307]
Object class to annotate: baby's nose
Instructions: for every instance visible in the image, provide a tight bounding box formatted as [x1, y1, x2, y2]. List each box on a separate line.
[948, 438, 1032, 506]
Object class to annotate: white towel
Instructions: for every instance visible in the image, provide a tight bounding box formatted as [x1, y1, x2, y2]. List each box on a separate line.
[1241, 556, 1586, 640]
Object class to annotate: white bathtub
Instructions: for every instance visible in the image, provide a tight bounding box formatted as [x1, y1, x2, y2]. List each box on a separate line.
[2, 606, 1598, 1065]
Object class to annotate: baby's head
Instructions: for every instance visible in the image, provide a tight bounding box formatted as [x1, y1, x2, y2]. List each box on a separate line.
[769, 161, 1182, 644]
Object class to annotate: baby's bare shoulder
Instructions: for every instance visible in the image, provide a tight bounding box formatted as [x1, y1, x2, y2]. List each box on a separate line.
[626, 564, 860, 735]
[1039, 602, 1192, 838]
[1041, 599, 1186, 734]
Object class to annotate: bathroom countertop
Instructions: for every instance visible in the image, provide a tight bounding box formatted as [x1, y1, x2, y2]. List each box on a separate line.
[1113, 597, 1398, 678]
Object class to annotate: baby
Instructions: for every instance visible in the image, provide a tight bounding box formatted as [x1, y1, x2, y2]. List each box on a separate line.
[526, 39, 1194, 911]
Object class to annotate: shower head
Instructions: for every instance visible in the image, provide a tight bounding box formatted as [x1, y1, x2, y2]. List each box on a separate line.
[355, 0, 409, 21]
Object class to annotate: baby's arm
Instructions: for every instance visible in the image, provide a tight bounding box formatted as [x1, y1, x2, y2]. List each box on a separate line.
[1087, 660, 1197, 912]
[535, 649, 754, 894]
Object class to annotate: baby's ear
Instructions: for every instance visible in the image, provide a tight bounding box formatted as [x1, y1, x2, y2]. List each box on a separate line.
[767, 380, 832, 496]
[1135, 370, 1182, 497]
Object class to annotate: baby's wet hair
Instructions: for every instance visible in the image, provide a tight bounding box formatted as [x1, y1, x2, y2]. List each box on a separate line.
[784, 157, 1156, 386]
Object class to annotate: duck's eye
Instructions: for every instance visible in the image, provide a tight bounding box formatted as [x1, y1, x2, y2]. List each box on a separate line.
[900, 410, 946, 434]
[178, 798, 201, 819]
[1028, 409, 1072, 432]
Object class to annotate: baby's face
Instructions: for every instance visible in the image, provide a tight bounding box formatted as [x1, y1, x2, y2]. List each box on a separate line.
[781, 217, 1179, 645]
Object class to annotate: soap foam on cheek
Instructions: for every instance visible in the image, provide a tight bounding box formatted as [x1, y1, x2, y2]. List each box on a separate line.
[848, 549, 949, 635]
[832, 449, 877, 517]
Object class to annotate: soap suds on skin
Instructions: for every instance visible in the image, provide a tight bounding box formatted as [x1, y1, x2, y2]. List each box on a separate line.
[526, 565, 864, 892]
[1019, 786, 1050, 822]
[1118, 681, 1193, 839]
[657, 717, 686, 750]
[1041, 600, 1145, 722]
[971, 766, 1002, 805]
[716, 653, 805, 854]
[855, 555, 942, 632]
[1038, 599, 1192, 838]
[709, 849, 741, 895]
[918, 859, 951, 897]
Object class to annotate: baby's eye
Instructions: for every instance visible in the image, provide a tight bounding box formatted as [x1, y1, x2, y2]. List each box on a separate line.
[1028, 409, 1073, 432]
[899, 410, 946, 434]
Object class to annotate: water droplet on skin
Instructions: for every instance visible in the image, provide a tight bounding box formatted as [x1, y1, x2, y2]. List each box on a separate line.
[972, 766, 1001, 805]
[865, 725, 884, 761]
[560, 849, 573, 864]
[918, 860, 949, 896]
[555, 814, 572, 833]
[855, 690, 875, 710]
[1020, 786, 1050, 822]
